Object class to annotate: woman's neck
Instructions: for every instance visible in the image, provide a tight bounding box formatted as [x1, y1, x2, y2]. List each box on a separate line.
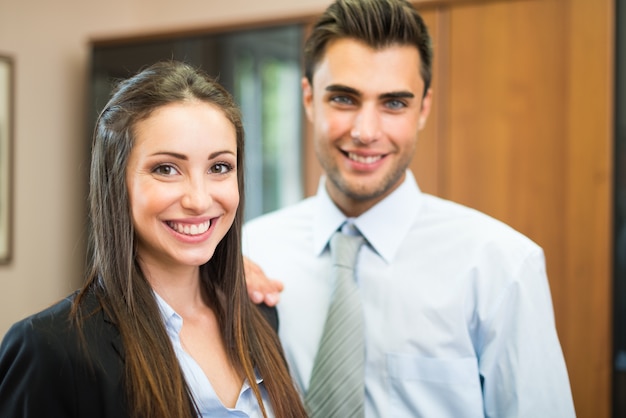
[139, 260, 207, 315]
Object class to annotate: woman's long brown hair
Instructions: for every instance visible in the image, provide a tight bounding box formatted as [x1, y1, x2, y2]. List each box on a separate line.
[73, 61, 307, 418]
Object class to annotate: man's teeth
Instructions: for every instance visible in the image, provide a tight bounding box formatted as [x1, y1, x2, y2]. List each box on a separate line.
[168, 220, 211, 236]
[348, 152, 382, 164]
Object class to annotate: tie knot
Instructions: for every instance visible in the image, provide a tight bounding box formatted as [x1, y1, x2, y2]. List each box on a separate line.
[330, 231, 364, 269]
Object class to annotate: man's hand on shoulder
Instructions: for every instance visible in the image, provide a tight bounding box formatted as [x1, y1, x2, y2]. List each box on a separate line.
[244, 256, 284, 307]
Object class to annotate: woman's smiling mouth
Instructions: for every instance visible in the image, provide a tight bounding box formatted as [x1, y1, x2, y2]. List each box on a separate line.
[166, 220, 211, 236]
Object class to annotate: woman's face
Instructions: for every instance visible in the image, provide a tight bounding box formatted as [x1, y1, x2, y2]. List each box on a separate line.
[126, 100, 239, 274]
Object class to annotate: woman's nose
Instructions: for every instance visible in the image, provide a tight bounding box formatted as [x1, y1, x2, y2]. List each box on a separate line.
[181, 177, 212, 212]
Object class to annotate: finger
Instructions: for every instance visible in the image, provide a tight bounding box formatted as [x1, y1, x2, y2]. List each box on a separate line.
[264, 292, 280, 307]
[250, 290, 264, 304]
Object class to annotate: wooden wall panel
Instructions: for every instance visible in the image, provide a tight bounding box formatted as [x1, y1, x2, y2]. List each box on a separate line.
[563, 0, 614, 416]
[409, 9, 444, 195]
[416, 0, 613, 416]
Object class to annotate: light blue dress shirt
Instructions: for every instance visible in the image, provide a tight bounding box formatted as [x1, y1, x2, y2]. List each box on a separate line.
[153, 292, 274, 418]
[243, 171, 575, 417]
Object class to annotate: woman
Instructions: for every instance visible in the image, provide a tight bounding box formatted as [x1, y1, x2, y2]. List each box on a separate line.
[0, 61, 307, 418]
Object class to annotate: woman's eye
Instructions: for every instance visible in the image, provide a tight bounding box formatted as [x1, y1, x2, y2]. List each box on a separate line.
[153, 164, 179, 176]
[210, 163, 232, 174]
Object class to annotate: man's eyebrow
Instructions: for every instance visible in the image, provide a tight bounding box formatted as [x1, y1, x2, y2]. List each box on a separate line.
[325, 84, 361, 96]
[325, 84, 415, 100]
[380, 91, 415, 100]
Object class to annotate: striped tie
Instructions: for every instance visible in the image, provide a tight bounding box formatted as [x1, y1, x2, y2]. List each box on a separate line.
[305, 229, 365, 418]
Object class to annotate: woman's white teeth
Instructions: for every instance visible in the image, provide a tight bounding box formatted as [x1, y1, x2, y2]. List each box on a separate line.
[169, 220, 211, 236]
[348, 152, 381, 164]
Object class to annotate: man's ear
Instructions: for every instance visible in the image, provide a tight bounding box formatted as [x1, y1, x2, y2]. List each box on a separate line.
[418, 88, 433, 130]
[302, 77, 314, 123]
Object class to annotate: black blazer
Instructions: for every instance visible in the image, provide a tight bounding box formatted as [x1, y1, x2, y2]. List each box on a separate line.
[0, 290, 278, 418]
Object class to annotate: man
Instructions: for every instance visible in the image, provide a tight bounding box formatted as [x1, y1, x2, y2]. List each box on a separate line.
[243, 0, 576, 416]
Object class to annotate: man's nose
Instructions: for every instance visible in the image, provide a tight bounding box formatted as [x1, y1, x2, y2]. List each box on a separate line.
[351, 104, 381, 144]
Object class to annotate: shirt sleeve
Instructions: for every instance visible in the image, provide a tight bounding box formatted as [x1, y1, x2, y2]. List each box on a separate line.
[478, 249, 576, 417]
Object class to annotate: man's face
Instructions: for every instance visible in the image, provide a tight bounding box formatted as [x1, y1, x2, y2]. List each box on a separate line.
[303, 38, 432, 217]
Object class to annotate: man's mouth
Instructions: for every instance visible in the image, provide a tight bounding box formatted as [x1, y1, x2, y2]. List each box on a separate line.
[166, 220, 211, 236]
[347, 152, 383, 164]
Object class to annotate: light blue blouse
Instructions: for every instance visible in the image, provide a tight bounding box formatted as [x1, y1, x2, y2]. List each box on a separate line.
[154, 292, 274, 418]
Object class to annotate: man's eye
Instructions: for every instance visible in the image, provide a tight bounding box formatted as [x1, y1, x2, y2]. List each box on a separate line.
[386, 99, 407, 110]
[330, 95, 354, 105]
[210, 163, 233, 174]
[153, 164, 179, 176]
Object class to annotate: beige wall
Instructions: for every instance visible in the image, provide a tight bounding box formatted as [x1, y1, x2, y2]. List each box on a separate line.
[0, 0, 331, 336]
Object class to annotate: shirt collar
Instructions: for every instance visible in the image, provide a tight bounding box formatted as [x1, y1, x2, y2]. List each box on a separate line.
[313, 171, 423, 263]
[152, 291, 265, 386]
[153, 291, 183, 335]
